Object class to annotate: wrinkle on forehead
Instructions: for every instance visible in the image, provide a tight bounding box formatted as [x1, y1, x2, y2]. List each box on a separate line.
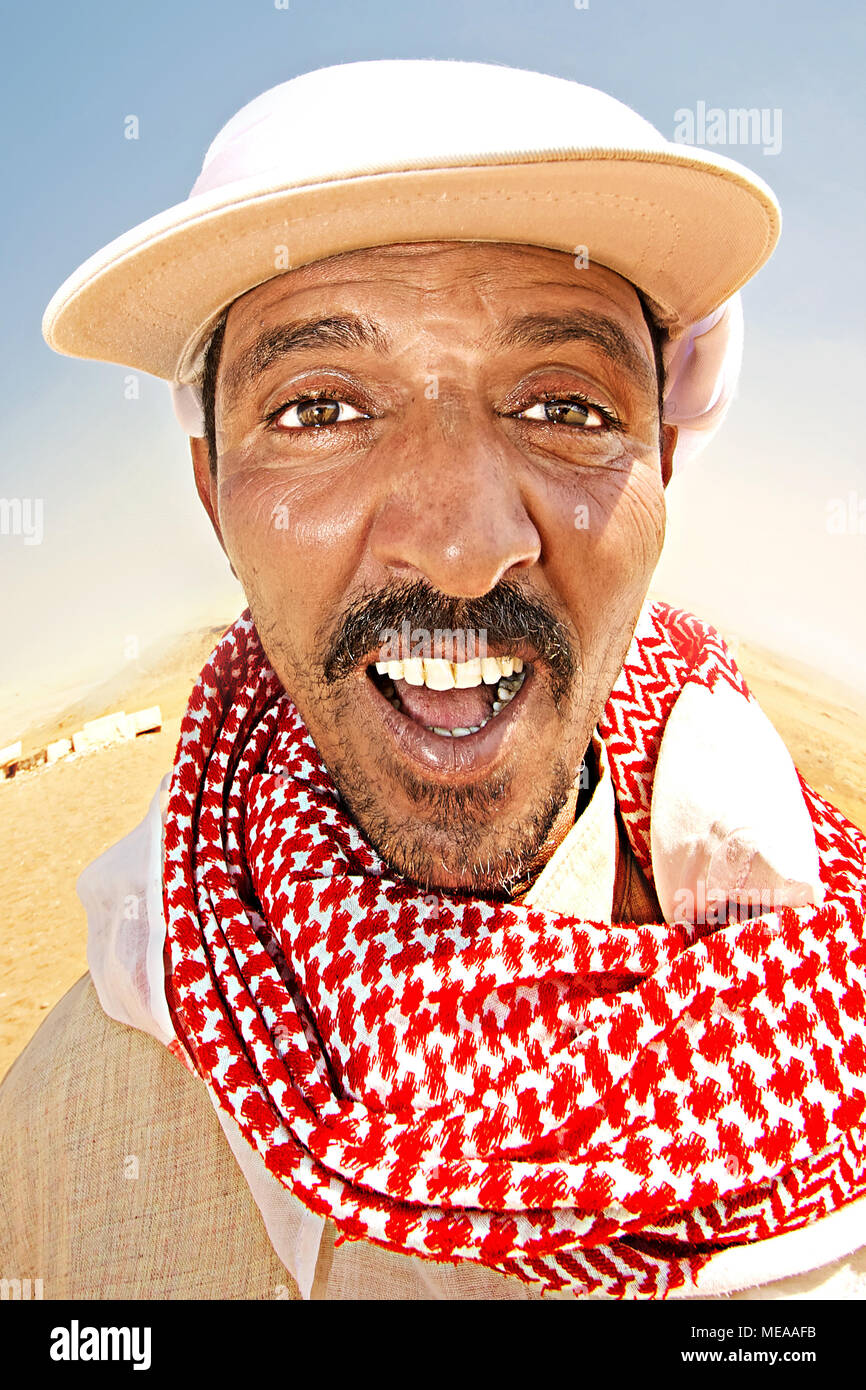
[227, 242, 648, 329]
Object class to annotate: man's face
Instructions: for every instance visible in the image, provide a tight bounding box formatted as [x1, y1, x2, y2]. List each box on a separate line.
[193, 242, 676, 893]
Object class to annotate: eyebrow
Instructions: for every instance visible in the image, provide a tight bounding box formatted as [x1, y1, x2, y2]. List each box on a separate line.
[488, 310, 656, 396]
[220, 313, 390, 409]
[218, 305, 656, 412]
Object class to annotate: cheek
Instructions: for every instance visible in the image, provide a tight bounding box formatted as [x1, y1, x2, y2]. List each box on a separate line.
[582, 464, 665, 587]
[544, 459, 666, 667]
[215, 454, 370, 629]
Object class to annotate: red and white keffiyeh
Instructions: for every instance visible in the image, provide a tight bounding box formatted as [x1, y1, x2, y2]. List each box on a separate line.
[162, 603, 866, 1299]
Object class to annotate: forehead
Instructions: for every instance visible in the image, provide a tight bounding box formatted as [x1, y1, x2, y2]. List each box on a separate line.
[221, 242, 652, 355]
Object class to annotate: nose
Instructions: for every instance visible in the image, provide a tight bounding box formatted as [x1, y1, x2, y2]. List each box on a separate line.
[367, 399, 541, 597]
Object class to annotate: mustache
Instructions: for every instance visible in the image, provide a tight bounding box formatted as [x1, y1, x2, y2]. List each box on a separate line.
[321, 578, 577, 701]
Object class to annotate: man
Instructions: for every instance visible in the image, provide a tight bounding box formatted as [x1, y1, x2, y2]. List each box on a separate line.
[2, 60, 865, 1300]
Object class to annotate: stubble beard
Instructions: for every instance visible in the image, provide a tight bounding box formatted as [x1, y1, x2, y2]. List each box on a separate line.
[318, 681, 581, 896]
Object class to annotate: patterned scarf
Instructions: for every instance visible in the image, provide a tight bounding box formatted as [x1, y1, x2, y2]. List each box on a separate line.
[163, 603, 866, 1298]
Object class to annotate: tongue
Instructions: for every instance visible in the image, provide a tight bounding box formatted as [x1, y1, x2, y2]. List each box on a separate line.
[395, 679, 497, 729]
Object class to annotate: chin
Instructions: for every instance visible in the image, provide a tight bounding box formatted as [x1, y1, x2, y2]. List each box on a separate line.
[338, 753, 577, 897]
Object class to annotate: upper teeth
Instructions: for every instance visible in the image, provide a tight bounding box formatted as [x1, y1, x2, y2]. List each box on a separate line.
[374, 655, 524, 689]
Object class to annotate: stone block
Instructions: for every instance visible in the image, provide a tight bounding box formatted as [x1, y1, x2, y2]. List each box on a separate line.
[0, 740, 22, 769]
[72, 712, 132, 753]
[46, 738, 73, 764]
[128, 705, 162, 736]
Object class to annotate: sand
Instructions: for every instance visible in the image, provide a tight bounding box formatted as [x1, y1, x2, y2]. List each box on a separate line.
[1, 617, 864, 1081]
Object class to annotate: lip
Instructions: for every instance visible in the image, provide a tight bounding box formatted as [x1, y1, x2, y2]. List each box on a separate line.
[360, 661, 537, 778]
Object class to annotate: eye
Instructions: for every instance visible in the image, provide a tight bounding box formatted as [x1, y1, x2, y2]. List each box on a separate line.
[272, 397, 366, 429]
[517, 397, 609, 429]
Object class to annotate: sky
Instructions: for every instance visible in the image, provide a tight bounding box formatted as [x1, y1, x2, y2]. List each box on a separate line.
[1, 0, 864, 738]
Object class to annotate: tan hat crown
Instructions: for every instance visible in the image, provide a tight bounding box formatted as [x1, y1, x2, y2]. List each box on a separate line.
[42, 58, 780, 391]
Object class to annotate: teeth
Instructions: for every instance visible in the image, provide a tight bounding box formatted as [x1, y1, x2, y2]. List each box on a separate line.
[402, 658, 425, 685]
[374, 655, 528, 693]
[423, 658, 455, 690]
[453, 658, 482, 688]
[378, 663, 528, 734]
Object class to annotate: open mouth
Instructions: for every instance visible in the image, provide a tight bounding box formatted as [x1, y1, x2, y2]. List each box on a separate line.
[369, 655, 527, 736]
[360, 648, 538, 778]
